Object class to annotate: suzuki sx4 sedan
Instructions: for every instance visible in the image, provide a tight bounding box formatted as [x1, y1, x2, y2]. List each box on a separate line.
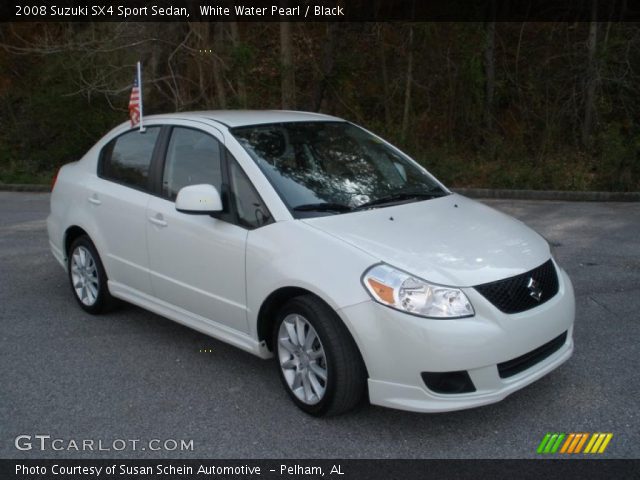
[48, 111, 575, 416]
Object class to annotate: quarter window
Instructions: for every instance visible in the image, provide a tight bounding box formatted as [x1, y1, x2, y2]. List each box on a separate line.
[163, 128, 223, 200]
[100, 127, 160, 190]
[229, 158, 272, 229]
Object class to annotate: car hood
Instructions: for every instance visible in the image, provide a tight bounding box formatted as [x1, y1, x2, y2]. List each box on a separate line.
[301, 194, 551, 287]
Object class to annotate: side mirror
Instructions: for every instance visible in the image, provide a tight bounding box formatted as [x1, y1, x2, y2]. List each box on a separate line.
[175, 184, 223, 214]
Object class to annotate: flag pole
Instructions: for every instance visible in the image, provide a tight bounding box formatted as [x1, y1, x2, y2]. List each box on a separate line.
[137, 61, 145, 133]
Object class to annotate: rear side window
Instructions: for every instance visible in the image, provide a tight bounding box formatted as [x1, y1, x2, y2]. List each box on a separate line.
[162, 128, 223, 200]
[100, 127, 160, 190]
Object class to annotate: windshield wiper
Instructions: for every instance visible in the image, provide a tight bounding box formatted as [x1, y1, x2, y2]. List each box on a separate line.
[293, 202, 353, 213]
[354, 191, 447, 211]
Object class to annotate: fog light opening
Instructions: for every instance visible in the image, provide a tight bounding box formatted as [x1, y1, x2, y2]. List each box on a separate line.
[421, 370, 476, 394]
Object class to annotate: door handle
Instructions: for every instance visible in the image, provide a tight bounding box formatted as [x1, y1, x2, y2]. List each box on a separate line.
[87, 195, 101, 205]
[148, 215, 168, 227]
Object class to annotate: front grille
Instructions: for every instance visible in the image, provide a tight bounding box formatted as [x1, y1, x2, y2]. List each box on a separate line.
[474, 259, 559, 314]
[497, 331, 568, 378]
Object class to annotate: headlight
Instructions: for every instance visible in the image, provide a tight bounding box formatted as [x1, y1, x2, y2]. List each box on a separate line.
[362, 264, 474, 318]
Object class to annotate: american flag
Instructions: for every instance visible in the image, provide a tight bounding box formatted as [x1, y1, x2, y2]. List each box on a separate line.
[128, 75, 140, 127]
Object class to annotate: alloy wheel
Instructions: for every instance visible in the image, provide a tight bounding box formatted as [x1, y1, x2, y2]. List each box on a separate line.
[277, 313, 328, 405]
[70, 246, 99, 306]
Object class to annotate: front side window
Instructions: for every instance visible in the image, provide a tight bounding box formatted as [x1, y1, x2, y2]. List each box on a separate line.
[231, 122, 447, 217]
[162, 127, 223, 200]
[101, 127, 160, 190]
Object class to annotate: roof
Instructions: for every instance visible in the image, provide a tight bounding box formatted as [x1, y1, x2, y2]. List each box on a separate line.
[146, 110, 344, 128]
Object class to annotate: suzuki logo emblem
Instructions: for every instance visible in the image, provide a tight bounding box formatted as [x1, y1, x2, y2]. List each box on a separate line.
[527, 277, 543, 301]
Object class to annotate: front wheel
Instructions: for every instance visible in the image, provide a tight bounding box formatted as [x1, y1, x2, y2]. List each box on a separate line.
[273, 295, 367, 416]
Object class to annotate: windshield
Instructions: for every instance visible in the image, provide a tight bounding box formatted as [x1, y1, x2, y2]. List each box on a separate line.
[231, 121, 448, 217]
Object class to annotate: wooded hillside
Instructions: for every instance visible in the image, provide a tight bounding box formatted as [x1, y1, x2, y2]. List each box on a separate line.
[1, 22, 638, 190]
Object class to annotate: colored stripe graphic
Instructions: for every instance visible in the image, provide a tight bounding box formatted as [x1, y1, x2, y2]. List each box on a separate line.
[574, 433, 589, 453]
[584, 433, 599, 453]
[598, 433, 613, 453]
[544, 434, 559, 453]
[537, 433, 552, 454]
[591, 434, 606, 453]
[567, 433, 583, 453]
[585, 433, 614, 454]
[539, 433, 613, 454]
[560, 433, 575, 453]
[550, 434, 565, 453]
[537, 433, 566, 454]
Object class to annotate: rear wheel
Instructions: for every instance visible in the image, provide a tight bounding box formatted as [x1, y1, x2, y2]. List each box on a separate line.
[67, 236, 116, 314]
[273, 295, 366, 416]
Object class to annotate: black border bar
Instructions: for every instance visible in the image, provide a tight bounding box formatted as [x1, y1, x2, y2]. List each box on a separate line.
[2, 0, 640, 22]
[2, 459, 639, 480]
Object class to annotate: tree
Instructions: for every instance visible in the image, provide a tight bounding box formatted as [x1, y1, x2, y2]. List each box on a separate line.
[484, 17, 496, 133]
[212, 22, 227, 109]
[280, 15, 295, 109]
[229, 21, 248, 108]
[401, 23, 414, 143]
[312, 23, 337, 112]
[377, 23, 392, 130]
[582, 0, 599, 147]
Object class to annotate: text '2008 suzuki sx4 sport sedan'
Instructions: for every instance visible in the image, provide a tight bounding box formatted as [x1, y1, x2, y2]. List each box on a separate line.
[48, 111, 575, 416]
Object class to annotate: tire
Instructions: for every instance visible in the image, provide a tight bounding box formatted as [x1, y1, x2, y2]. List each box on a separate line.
[273, 294, 367, 416]
[67, 235, 117, 314]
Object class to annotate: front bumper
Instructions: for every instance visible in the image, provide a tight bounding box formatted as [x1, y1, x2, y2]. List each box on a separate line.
[338, 262, 575, 413]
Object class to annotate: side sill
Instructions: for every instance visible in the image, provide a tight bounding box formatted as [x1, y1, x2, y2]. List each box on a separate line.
[108, 281, 273, 359]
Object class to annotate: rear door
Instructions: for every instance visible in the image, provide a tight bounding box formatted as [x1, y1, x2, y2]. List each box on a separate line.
[91, 126, 162, 294]
[145, 125, 250, 333]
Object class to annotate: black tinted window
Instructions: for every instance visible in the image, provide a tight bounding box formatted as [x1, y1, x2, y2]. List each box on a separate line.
[101, 127, 160, 190]
[163, 128, 223, 200]
[229, 158, 272, 229]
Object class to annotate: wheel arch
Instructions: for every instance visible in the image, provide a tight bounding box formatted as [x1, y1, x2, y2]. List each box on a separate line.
[64, 225, 90, 258]
[257, 286, 312, 351]
[257, 287, 369, 376]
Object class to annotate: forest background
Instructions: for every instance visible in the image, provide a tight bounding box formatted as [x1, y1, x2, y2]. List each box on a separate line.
[1, 21, 638, 191]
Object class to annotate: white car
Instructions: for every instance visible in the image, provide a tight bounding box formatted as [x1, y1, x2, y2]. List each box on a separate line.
[47, 111, 574, 416]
